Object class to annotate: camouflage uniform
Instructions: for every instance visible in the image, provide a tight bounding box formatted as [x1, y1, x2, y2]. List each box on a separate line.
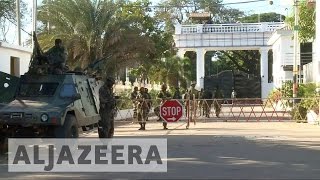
[144, 88, 152, 120]
[98, 77, 116, 138]
[156, 84, 171, 130]
[188, 83, 199, 121]
[213, 87, 224, 118]
[130, 87, 139, 119]
[45, 39, 67, 74]
[198, 88, 204, 116]
[173, 87, 182, 100]
[137, 87, 149, 130]
[202, 89, 213, 118]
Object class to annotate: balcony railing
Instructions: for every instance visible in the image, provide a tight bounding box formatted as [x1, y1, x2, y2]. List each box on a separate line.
[175, 22, 285, 34]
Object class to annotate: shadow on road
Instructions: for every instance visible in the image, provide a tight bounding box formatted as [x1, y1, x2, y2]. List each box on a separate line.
[1, 135, 320, 179]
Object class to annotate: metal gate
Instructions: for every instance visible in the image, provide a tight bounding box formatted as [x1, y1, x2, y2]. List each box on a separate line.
[113, 97, 320, 124]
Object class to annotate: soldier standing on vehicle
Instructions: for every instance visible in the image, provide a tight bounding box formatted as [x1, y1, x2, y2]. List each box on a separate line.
[156, 84, 172, 130]
[136, 87, 149, 130]
[213, 86, 224, 118]
[131, 87, 139, 120]
[98, 77, 116, 138]
[144, 88, 152, 121]
[45, 39, 67, 74]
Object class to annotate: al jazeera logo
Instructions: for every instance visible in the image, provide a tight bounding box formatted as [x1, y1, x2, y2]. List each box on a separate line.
[8, 138, 167, 172]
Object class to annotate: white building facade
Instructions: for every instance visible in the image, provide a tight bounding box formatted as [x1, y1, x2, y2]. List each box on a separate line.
[174, 22, 285, 98]
[267, 27, 295, 88]
[0, 42, 32, 77]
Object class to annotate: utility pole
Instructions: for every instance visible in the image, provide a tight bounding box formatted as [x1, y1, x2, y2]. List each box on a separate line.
[32, 0, 37, 48]
[293, 0, 299, 99]
[16, 0, 21, 45]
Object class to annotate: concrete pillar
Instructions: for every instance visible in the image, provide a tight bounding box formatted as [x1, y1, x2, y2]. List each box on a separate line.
[175, 24, 182, 35]
[196, 48, 205, 89]
[197, 24, 204, 33]
[316, 1, 320, 84]
[177, 49, 185, 58]
[260, 47, 271, 99]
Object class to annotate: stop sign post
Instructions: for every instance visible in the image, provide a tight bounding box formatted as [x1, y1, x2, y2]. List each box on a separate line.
[160, 100, 183, 123]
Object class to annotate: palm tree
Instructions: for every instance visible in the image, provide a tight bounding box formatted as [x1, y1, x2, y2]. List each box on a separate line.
[37, 0, 156, 74]
[148, 55, 192, 89]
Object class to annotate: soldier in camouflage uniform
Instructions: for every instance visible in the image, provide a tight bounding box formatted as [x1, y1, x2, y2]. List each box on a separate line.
[45, 39, 67, 74]
[137, 87, 149, 130]
[98, 77, 116, 138]
[130, 87, 139, 120]
[202, 89, 213, 118]
[213, 86, 224, 118]
[173, 87, 182, 99]
[144, 88, 152, 121]
[156, 84, 171, 130]
[188, 82, 199, 121]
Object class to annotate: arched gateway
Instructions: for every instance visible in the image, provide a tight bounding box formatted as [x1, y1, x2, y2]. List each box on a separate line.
[174, 22, 285, 98]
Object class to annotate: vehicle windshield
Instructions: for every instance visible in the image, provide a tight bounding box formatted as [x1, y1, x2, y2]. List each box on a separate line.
[17, 83, 59, 97]
[60, 84, 76, 98]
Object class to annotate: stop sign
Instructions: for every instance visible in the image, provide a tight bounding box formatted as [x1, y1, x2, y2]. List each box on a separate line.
[160, 100, 183, 122]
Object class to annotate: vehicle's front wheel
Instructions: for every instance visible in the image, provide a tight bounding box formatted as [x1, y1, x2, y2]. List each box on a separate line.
[54, 114, 79, 138]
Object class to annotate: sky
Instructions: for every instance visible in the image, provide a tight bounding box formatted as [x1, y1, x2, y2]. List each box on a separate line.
[4, 0, 293, 46]
[223, 0, 292, 15]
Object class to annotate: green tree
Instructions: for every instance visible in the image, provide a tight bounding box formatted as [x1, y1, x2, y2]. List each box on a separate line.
[240, 12, 285, 23]
[148, 56, 192, 89]
[286, 0, 315, 42]
[37, 0, 157, 74]
[0, 0, 27, 42]
[0, 0, 16, 19]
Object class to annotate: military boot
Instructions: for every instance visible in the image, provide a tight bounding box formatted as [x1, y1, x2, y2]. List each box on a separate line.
[98, 127, 107, 138]
[163, 122, 168, 130]
[138, 123, 144, 130]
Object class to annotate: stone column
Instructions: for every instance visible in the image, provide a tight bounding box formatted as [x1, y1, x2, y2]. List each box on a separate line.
[175, 24, 182, 35]
[196, 48, 206, 89]
[260, 47, 271, 99]
[177, 49, 185, 58]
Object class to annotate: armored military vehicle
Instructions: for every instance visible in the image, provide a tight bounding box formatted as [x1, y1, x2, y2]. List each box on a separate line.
[0, 71, 103, 138]
[0, 33, 107, 139]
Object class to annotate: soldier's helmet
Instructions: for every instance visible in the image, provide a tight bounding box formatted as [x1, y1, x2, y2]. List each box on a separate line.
[139, 87, 145, 92]
[161, 84, 167, 90]
[55, 39, 63, 47]
[105, 76, 115, 85]
[191, 81, 196, 87]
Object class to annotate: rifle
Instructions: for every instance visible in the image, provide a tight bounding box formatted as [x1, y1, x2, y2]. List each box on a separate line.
[83, 55, 113, 77]
[27, 32, 48, 74]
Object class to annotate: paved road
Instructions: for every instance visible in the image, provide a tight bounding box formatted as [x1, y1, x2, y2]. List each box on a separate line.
[1, 122, 320, 179]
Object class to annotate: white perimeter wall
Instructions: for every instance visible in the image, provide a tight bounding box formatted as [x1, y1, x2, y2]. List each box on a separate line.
[0, 42, 32, 76]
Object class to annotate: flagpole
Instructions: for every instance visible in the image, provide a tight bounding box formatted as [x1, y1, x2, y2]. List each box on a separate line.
[32, 0, 37, 48]
[16, 0, 21, 45]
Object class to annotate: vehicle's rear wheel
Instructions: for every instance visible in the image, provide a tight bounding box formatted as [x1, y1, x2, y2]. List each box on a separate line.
[55, 114, 79, 138]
